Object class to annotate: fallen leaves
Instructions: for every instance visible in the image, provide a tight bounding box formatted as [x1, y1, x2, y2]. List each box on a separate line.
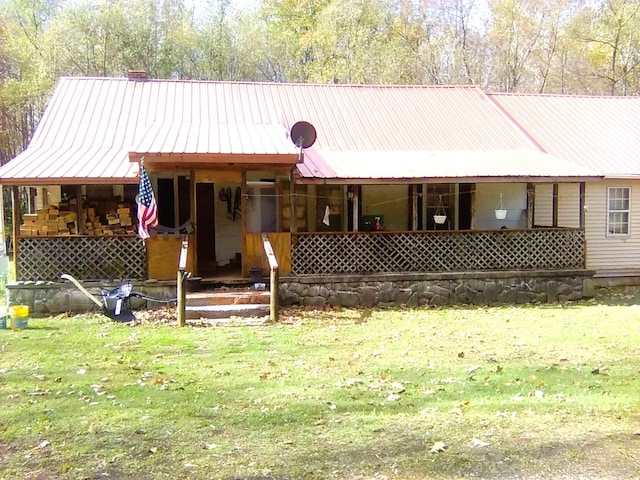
[430, 441, 448, 453]
[472, 438, 490, 448]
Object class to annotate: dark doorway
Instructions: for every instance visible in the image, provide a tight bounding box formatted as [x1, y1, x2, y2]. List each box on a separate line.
[459, 183, 473, 230]
[157, 178, 175, 227]
[196, 183, 216, 275]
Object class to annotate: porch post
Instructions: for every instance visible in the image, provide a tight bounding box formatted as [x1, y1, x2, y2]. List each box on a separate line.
[190, 169, 197, 275]
[308, 184, 317, 232]
[579, 182, 586, 229]
[289, 169, 297, 233]
[526, 183, 535, 228]
[411, 184, 418, 231]
[241, 170, 247, 278]
[75, 185, 85, 235]
[11, 186, 20, 279]
[353, 186, 359, 231]
[552, 183, 559, 227]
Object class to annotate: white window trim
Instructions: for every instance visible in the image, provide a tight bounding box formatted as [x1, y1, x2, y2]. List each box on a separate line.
[606, 186, 631, 237]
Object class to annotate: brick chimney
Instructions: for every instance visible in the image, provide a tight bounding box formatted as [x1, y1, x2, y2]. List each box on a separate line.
[127, 71, 149, 81]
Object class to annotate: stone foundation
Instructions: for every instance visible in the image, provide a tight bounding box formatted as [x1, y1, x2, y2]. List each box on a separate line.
[280, 270, 595, 308]
[6, 280, 176, 317]
[6, 270, 595, 316]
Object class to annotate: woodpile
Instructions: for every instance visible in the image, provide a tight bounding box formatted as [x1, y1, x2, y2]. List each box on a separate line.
[19, 198, 137, 237]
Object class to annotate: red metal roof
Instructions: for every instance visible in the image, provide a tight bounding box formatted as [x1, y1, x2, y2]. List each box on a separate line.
[298, 149, 594, 182]
[0, 77, 602, 184]
[490, 93, 640, 178]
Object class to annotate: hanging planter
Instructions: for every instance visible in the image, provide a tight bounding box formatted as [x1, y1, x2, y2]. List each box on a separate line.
[434, 194, 447, 224]
[495, 193, 507, 220]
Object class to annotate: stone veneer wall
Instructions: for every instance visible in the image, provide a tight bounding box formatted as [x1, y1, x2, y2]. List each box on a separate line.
[6, 270, 595, 315]
[6, 280, 176, 317]
[280, 270, 595, 308]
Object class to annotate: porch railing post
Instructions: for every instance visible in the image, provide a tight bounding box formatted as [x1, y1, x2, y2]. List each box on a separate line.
[262, 234, 279, 322]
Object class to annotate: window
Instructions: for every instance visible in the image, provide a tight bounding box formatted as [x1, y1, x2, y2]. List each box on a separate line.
[607, 187, 630, 235]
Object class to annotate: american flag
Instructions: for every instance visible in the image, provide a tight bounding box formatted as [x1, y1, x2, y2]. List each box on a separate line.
[137, 164, 158, 240]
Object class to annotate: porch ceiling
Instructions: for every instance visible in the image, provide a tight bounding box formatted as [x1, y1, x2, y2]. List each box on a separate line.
[296, 149, 602, 183]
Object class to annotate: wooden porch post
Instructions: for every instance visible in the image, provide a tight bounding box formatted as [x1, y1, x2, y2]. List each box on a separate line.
[308, 184, 317, 232]
[289, 171, 297, 234]
[241, 170, 247, 278]
[526, 183, 535, 229]
[579, 182, 586, 229]
[552, 183, 559, 227]
[11, 186, 20, 279]
[353, 186, 359, 231]
[190, 169, 197, 275]
[75, 185, 85, 235]
[411, 185, 418, 231]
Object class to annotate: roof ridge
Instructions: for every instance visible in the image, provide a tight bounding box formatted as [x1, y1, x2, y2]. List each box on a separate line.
[489, 91, 639, 100]
[59, 76, 481, 90]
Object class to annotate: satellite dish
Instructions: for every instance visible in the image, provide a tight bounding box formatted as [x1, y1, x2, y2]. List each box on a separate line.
[290, 121, 317, 149]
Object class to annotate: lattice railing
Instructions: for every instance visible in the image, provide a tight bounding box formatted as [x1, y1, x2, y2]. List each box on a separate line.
[291, 229, 585, 275]
[16, 236, 146, 281]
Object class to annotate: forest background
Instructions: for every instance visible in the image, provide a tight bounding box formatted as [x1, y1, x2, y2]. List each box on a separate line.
[1, 0, 640, 165]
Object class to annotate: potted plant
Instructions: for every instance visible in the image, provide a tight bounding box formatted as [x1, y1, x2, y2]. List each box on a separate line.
[495, 194, 507, 220]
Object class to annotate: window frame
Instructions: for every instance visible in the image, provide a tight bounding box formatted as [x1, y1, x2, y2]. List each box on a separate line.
[606, 186, 631, 236]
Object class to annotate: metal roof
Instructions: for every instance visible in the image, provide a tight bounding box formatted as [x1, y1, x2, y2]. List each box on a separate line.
[490, 93, 640, 178]
[298, 149, 597, 182]
[0, 77, 603, 184]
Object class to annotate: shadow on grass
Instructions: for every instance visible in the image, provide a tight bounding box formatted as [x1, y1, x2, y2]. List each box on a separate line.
[590, 285, 640, 306]
[226, 430, 640, 480]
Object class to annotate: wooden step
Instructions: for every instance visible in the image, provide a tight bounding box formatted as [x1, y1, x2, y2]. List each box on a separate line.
[185, 303, 270, 320]
[186, 290, 270, 307]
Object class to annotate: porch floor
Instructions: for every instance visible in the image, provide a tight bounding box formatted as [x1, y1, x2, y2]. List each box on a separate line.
[194, 264, 249, 287]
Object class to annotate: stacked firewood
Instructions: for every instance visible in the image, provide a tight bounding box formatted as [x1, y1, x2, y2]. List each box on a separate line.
[19, 199, 136, 237]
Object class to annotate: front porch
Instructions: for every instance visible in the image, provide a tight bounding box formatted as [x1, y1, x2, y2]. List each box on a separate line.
[13, 227, 586, 282]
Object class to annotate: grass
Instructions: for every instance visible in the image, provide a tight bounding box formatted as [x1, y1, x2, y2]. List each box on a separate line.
[1, 288, 640, 479]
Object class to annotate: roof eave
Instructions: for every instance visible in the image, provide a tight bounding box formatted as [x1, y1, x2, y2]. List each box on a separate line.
[295, 175, 604, 185]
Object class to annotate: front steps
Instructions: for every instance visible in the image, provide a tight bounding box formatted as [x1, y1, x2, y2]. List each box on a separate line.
[185, 287, 272, 325]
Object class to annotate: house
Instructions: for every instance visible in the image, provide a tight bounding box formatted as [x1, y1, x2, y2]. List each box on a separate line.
[0, 74, 613, 312]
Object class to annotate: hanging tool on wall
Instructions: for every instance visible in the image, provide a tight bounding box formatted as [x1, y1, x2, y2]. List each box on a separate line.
[233, 186, 242, 221]
[219, 187, 233, 219]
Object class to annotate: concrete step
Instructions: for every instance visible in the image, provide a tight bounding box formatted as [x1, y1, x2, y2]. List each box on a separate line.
[186, 290, 270, 307]
[185, 303, 270, 320]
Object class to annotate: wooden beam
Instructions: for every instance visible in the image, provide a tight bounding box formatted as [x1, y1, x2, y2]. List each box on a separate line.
[526, 183, 535, 229]
[190, 170, 198, 275]
[352, 186, 359, 231]
[579, 182, 586, 229]
[241, 171, 247, 278]
[11, 186, 20, 280]
[129, 152, 298, 165]
[76, 185, 85, 235]
[411, 184, 418, 231]
[262, 234, 279, 322]
[552, 183, 559, 227]
[289, 170, 297, 233]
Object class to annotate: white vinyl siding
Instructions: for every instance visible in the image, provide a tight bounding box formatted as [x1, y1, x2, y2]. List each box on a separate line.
[534, 183, 553, 226]
[534, 183, 580, 228]
[558, 183, 580, 228]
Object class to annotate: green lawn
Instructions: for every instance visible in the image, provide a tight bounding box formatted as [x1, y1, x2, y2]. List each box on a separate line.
[1, 289, 640, 479]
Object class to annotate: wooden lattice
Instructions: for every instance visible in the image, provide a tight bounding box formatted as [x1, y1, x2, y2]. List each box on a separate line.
[17, 236, 146, 281]
[291, 229, 585, 275]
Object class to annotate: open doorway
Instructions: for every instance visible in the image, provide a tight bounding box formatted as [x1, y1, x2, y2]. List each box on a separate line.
[196, 183, 216, 276]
